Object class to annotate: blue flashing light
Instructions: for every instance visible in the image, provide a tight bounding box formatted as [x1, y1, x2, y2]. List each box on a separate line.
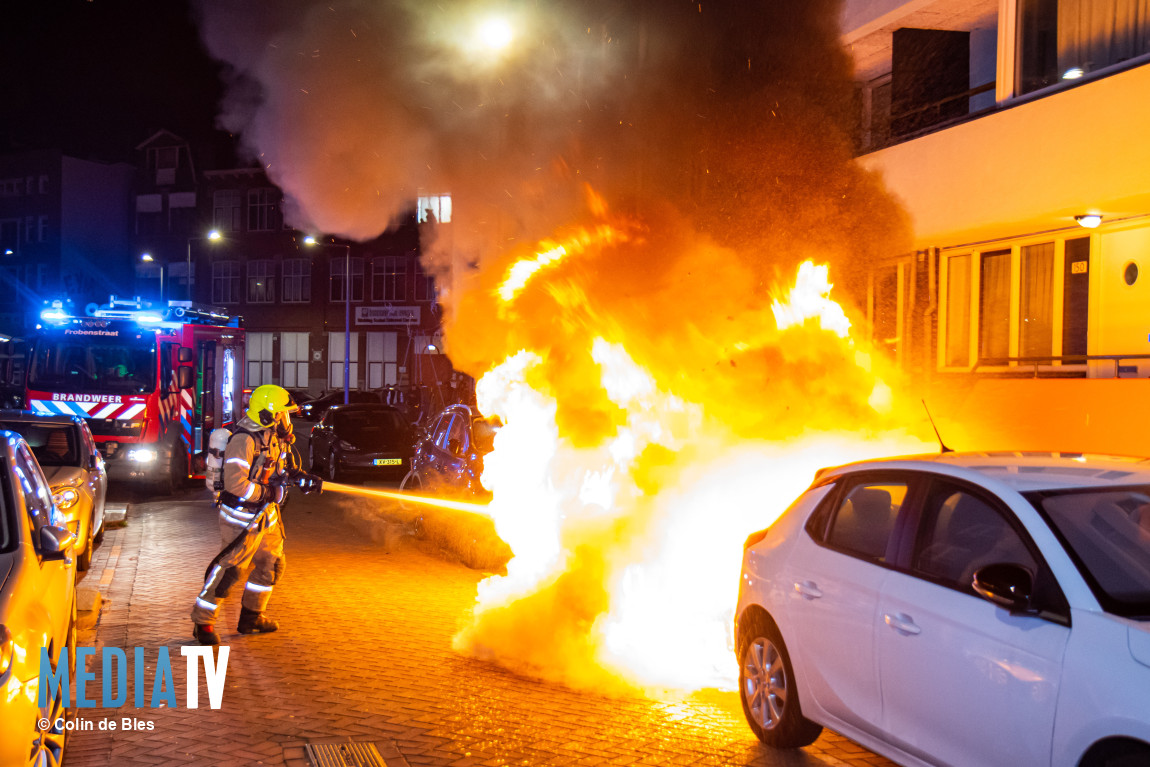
[135, 312, 164, 324]
[40, 309, 69, 322]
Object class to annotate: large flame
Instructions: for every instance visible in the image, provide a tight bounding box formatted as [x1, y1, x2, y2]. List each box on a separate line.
[449, 197, 931, 693]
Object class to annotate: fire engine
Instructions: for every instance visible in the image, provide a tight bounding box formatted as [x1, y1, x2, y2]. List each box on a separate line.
[26, 297, 245, 492]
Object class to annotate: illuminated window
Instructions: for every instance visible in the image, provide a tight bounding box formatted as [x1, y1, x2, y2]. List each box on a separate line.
[945, 255, 971, 367]
[417, 194, 452, 224]
[1018, 0, 1150, 94]
[1020, 243, 1054, 358]
[247, 332, 274, 386]
[247, 260, 275, 303]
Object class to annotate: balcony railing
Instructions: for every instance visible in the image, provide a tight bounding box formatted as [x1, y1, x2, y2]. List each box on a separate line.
[973, 354, 1150, 378]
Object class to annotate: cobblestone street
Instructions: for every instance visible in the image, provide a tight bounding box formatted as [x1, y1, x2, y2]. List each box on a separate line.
[66, 489, 895, 767]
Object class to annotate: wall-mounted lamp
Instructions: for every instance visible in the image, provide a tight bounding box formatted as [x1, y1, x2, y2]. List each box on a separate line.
[1062, 67, 1085, 80]
[1075, 214, 1102, 229]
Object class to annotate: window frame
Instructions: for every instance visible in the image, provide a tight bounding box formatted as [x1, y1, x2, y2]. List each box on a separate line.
[806, 470, 925, 570]
[246, 259, 276, 304]
[211, 260, 242, 305]
[282, 258, 311, 303]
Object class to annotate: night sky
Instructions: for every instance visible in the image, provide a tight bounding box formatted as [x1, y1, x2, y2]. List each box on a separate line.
[0, 0, 223, 161]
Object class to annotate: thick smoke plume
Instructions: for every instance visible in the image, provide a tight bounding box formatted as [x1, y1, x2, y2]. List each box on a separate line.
[194, 0, 924, 692]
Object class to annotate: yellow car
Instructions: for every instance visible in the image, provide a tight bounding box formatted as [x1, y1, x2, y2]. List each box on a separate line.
[0, 412, 107, 572]
[0, 429, 77, 767]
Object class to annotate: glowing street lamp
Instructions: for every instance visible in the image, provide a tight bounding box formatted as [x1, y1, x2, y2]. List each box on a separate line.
[305, 235, 353, 405]
[186, 229, 223, 302]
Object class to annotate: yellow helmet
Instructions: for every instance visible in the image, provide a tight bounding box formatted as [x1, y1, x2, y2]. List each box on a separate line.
[247, 384, 299, 427]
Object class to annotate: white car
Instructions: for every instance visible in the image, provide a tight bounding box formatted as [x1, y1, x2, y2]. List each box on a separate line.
[735, 452, 1150, 767]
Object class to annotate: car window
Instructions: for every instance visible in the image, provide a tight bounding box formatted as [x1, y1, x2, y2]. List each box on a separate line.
[914, 482, 1038, 591]
[1027, 486, 1150, 617]
[431, 415, 454, 448]
[0, 457, 11, 552]
[0, 422, 80, 467]
[320, 410, 335, 428]
[826, 481, 907, 562]
[13, 443, 59, 530]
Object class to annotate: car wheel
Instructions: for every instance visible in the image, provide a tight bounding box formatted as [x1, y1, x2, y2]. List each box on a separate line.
[398, 470, 422, 511]
[93, 518, 105, 546]
[308, 442, 320, 472]
[738, 615, 822, 749]
[327, 450, 343, 483]
[32, 601, 74, 767]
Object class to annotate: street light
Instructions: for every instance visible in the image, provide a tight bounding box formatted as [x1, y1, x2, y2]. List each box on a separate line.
[305, 235, 353, 404]
[186, 229, 222, 302]
[141, 252, 164, 303]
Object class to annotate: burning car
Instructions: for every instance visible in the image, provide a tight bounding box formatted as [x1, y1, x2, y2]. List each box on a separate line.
[736, 451, 1150, 766]
[401, 404, 499, 500]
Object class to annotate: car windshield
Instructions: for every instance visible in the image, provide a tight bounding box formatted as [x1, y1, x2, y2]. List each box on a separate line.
[1026, 485, 1150, 618]
[29, 331, 157, 394]
[335, 410, 408, 448]
[0, 422, 79, 467]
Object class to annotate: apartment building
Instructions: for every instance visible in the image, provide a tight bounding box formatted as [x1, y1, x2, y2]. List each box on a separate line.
[843, 0, 1150, 452]
[132, 131, 450, 399]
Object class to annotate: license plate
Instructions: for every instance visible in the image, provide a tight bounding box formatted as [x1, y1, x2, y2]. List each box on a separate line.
[373, 458, 402, 466]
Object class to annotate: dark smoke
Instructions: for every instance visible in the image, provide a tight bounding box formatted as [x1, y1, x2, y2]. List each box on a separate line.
[192, 0, 908, 298]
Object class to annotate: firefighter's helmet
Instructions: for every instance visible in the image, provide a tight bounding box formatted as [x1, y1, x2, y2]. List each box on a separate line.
[247, 384, 299, 428]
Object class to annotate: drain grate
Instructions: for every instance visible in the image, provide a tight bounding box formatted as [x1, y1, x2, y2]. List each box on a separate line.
[305, 741, 388, 767]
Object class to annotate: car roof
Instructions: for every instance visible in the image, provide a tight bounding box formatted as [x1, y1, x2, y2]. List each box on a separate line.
[822, 451, 1150, 493]
[328, 403, 399, 412]
[0, 410, 84, 427]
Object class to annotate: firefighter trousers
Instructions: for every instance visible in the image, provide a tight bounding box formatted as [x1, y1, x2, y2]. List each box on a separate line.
[191, 501, 285, 625]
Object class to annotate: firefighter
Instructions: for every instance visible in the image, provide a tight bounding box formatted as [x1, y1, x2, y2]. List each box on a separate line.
[190, 384, 323, 645]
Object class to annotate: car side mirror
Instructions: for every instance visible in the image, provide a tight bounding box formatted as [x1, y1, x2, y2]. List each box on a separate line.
[39, 524, 76, 562]
[178, 347, 194, 364]
[973, 563, 1035, 613]
[176, 366, 195, 390]
[89, 453, 101, 471]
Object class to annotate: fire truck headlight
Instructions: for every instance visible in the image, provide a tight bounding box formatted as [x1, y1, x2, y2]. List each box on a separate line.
[127, 448, 158, 463]
[51, 488, 80, 510]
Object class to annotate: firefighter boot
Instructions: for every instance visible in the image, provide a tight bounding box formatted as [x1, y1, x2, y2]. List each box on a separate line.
[193, 623, 220, 646]
[238, 607, 278, 634]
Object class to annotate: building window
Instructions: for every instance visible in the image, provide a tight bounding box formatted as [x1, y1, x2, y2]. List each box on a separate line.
[1018, 0, 1150, 94]
[417, 194, 452, 224]
[329, 257, 364, 302]
[979, 250, 1011, 362]
[247, 260, 275, 303]
[282, 259, 311, 303]
[213, 190, 243, 232]
[37, 216, 47, 243]
[372, 256, 407, 301]
[281, 332, 310, 389]
[414, 260, 437, 302]
[944, 255, 971, 367]
[247, 332, 274, 387]
[1019, 242, 1054, 359]
[24, 216, 33, 243]
[169, 262, 194, 295]
[212, 261, 241, 304]
[38, 175, 48, 194]
[247, 188, 277, 232]
[0, 179, 24, 197]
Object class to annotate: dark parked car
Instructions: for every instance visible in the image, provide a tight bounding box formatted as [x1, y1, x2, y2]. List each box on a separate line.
[296, 390, 384, 422]
[307, 404, 415, 483]
[0, 411, 107, 571]
[402, 404, 499, 500]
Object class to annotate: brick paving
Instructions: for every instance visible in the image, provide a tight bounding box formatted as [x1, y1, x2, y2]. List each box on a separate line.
[67, 489, 897, 767]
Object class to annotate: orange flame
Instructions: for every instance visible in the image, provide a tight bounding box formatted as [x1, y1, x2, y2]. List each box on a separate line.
[451, 206, 931, 693]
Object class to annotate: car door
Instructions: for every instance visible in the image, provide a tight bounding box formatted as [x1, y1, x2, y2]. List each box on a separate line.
[311, 410, 334, 465]
[784, 473, 916, 737]
[12, 443, 75, 647]
[415, 414, 453, 489]
[79, 422, 107, 535]
[876, 478, 1070, 766]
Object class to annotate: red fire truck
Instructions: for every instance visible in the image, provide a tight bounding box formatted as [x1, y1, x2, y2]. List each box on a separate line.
[25, 297, 245, 492]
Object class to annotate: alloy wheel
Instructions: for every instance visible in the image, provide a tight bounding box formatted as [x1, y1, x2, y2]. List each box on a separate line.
[743, 636, 788, 731]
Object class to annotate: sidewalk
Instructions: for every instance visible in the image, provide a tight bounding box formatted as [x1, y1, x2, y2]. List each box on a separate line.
[66, 491, 894, 767]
